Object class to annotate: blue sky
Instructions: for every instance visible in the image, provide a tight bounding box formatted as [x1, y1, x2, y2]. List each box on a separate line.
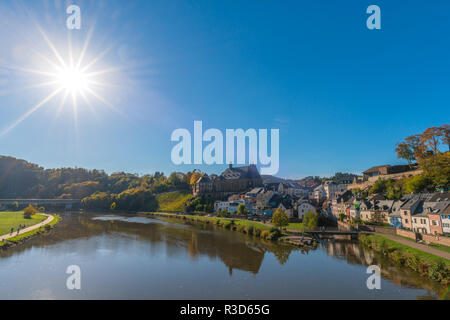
[0, 0, 448, 179]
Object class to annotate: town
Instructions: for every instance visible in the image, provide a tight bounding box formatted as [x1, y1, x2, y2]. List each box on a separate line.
[191, 163, 449, 244]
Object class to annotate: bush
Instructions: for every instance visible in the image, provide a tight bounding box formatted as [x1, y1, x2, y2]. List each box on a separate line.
[23, 205, 37, 219]
[261, 230, 270, 240]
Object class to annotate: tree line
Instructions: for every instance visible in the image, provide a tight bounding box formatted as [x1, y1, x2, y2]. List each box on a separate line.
[0, 156, 201, 211]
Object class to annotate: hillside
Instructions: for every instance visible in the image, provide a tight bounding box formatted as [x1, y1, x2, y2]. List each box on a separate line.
[155, 191, 192, 212]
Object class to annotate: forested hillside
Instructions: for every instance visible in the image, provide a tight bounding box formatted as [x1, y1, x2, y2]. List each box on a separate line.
[0, 156, 194, 211]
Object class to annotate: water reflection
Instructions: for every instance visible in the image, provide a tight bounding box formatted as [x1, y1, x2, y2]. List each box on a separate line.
[0, 212, 446, 300]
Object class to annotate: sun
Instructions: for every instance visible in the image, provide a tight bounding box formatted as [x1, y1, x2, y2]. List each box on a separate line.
[0, 25, 124, 137]
[56, 66, 89, 94]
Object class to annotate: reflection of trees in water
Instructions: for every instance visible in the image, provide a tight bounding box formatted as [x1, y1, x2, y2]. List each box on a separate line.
[321, 240, 446, 299]
[0, 213, 294, 275]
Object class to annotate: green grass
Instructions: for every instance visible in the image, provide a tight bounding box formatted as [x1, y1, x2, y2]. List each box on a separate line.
[0, 211, 47, 236]
[155, 191, 191, 212]
[360, 234, 450, 285]
[378, 231, 450, 255]
[363, 234, 449, 264]
[428, 243, 450, 254]
[287, 223, 306, 231]
[144, 212, 272, 231]
[0, 214, 60, 246]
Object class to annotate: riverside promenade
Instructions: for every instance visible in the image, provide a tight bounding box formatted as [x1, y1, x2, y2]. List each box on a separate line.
[0, 214, 54, 241]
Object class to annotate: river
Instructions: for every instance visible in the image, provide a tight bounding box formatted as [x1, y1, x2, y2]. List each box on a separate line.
[0, 212, 446, 299]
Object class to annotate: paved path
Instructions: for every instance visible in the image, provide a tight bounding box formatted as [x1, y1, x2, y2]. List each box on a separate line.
[374, 232, 450, 260]
[0, 214, 54, 242]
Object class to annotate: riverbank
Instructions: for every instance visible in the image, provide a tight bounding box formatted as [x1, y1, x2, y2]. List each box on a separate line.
[0, 211, 47, 236]
[0, 214, 60, 249]
[359, 234, 450, 285]
[142, 212, 316, 247]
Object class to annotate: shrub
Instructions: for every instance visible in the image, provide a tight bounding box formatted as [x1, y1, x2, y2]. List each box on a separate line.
[261, 230, 270, 240]
[23, 205, 37, 219]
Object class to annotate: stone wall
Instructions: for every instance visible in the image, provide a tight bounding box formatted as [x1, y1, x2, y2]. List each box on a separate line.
[421, 233, 450, 246]
[396, 228, 416, 240]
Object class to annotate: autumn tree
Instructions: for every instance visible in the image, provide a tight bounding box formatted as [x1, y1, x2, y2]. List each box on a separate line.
[303, 210, 319, 230]
[23, 205, 37, 219]
[420, 127, 443, 156]
[272, 208, 289, 229]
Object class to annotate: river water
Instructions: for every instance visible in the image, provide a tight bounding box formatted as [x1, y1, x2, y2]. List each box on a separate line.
[0, 212, 446, 299]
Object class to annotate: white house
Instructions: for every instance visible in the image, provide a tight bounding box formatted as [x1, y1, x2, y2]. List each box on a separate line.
[310, 185, 326, 202]
[296, 200, 316, 220]
[214, 201, 229, 212]
[228, 199, 246, 214]
[323, 181, 349, 199]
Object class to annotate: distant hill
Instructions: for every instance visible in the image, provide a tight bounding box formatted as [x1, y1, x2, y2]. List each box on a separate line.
[261, 175, 288, 184]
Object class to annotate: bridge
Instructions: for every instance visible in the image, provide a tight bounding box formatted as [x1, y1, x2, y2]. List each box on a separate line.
[0, 199, 81, 210]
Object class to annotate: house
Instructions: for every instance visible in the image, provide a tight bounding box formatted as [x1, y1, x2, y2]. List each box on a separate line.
[388, 200, 405, 229]
[277, 182, 308, 197]
[388, 212, 403, 229]
[228, 199, 246, 214]
[411, 213, 431, 234]
[331, 190, 353, 219]
[362, 164, 411, 180]
[323, 180, 350, 199]
[399, 198, 421, 230]
[214, 201, 229, 212]
[193, 164, 263, 198]
[278, 200, 295, 218]
[441, 205, 450, 234]
[429, 212, 443, 235]
[296, 200, 316, 220]
[310, 185, 326, 203]
[359, 200, 373, 222]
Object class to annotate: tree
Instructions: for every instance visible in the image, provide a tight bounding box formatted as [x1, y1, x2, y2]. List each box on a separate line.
[420, 152, 450, 188]
[189, 172, 202, 185]
[404, 175, 431, 194]
[237, 203, 246, 215]
[420, 127, 443, 156]
[395, 134, 422, 164]
[23, 205, 37, 219]
[110, 202, 116, 210]
[12, 201, 19, 211]
[395, 142, 415, 167]
[303, 210, 318, 230]
[272, 208, 289, 229]
[38, 206, 45, 213]
[440, 124, 450, 151]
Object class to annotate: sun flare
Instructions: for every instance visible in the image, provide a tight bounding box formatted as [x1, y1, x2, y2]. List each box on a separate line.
[56, 66, 89, 94]
[0, 25, 123, 138]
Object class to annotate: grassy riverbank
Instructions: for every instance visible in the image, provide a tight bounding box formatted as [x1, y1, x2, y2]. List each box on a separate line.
[0, 214, 60, 248]
[0, 211, 47, 236]
[359, 234, 450, 285]
[142, 212, 295, 242]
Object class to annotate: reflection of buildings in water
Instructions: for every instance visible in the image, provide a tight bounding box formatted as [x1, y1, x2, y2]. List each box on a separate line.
[188, 232, 199, 259]
[321, 240, 445, 299]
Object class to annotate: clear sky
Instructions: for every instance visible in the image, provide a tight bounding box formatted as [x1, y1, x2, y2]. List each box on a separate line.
[0, 0, 448, 179]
